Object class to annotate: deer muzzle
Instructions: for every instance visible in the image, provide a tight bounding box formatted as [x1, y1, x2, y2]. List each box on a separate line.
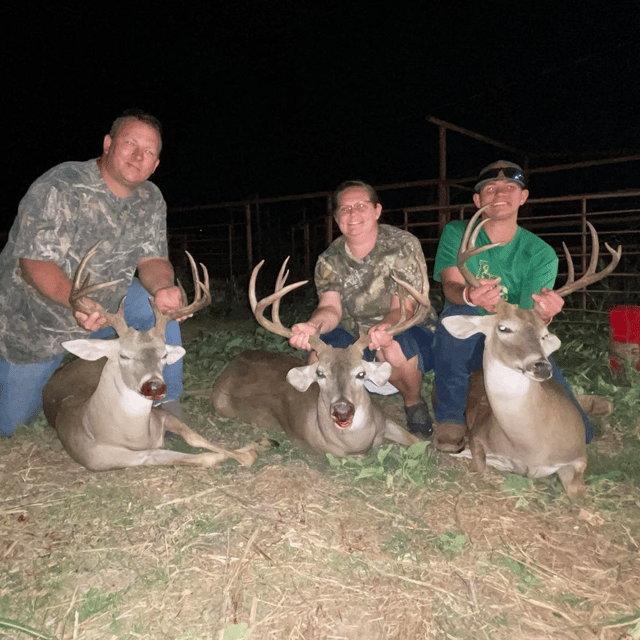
[525, 359, 553, 381]
[331, 400, 355, 430]
[140, 378, 167, 402]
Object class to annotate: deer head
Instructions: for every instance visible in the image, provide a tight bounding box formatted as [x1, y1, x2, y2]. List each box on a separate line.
[248, 257, 431, 429]
[63, 242, 210, 403]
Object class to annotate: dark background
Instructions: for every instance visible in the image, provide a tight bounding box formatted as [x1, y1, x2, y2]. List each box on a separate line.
[4, 1, 640, 230]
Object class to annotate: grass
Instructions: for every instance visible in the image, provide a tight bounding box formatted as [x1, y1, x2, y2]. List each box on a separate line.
[1, 282, 639, 639]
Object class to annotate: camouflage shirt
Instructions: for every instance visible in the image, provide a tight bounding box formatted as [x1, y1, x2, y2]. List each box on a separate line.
[315, 224, 437, 334]
[0, 159, 168, 364]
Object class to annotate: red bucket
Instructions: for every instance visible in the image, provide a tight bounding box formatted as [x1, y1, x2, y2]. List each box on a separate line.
[609, 305, 640, 371]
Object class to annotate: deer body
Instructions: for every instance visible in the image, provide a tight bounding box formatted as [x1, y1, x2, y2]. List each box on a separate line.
[212, 347, 419, 457]
[210, 257, 431, 457]
[443, 302, 587, 497]
[43, 244, 259, 472]
[444, 209, 621, 499]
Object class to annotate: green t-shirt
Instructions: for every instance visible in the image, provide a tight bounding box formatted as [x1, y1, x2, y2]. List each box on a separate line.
[433, 220, 558, 312]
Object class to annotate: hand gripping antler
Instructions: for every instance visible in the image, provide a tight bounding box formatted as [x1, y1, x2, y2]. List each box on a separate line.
[161, 251, 211, 320]
[456, 205, 504, 288]
[555, 222, 622, 297]
[386, 258, 432, 337]
[250, 257, 432, 354]
[70, 242, 211, 332]
[457, 208, 622, 296]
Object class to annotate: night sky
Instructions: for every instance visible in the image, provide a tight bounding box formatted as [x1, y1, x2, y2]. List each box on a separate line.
[4, 1, 640, 229]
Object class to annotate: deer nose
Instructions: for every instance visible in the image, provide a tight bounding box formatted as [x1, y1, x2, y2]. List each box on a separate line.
[141, 378, 167, 401]
[529, 360, 553, 380]
[331, 400, 355, 422]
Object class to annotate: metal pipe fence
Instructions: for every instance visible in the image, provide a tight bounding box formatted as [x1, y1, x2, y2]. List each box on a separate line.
[168, 188, 640, 318]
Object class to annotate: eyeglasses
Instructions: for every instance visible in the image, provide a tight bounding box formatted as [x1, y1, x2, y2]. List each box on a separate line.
[336, 200, 372, 216]
[477, 167, 525, 185]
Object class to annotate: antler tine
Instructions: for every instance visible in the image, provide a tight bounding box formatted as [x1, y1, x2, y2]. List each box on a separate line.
[457, 205, 504, 287]
[353, 327, 371, 352]
[249, 259, 308, 339]
[555, 222, 622, 297]
[271, 256, 291, 327]
[162, 251, 211, 320]
[69, 241, 124, 327]
[386, 258, 432, 337]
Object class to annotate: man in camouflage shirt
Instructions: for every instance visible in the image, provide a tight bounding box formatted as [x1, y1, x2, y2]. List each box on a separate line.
[0, 109, 186, 437]
[290, 180, 437, 437]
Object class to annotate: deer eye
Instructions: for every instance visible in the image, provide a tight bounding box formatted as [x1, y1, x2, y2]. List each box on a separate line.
[120, 354, 131, 361]
[356, 371, 366, 379]
[316, 370, 325, 379]
[497, 325, 512, 334]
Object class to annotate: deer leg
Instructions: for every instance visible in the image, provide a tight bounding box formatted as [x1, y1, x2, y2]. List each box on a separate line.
[468, 435, 487, 474]
[382, 419, 424, 447]
[556, 460, 587, 500]
[79, 445, 230, 471]
[160, 411, 266, 467]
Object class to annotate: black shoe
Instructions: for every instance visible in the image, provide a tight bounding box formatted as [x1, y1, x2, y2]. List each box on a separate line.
[404, 401, 433, 438]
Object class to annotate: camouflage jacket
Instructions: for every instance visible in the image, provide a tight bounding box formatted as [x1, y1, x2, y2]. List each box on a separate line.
[0, 159, 168, 364]
[315, 224, 437, 334]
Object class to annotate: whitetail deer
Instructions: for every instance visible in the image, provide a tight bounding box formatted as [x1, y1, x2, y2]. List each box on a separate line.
[43, 243, 261, 471]
[441, 209, 621, 498]
[210, 258, 432, 456]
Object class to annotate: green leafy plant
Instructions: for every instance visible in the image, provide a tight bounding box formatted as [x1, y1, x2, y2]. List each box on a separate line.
[327, 440, 437, 488]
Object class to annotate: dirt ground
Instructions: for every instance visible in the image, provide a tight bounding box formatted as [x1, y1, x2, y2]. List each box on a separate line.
[1, 318, 639, 640]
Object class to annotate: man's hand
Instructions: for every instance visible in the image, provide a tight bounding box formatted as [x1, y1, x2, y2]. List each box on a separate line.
[368, 323, 394, 350]
[73, 310, 109, 332]
[154, 285, 189, 321]
[466, 277, 502, 312]
[290, 321, 319, 351]
[532, 287, 564, 324]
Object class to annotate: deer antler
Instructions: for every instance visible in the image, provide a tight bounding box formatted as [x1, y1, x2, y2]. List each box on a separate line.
[386, 258, 432, 337]
[70, 242, 126, 331]
[249, 258, 309, 339]
[250, 257, 431, 352]
[457, 209, 622, 298]
[555, 222, 622, 297]
[457, 205, 504, 288]
[70, 242, 211, 331]
[161, 251, 211, 320]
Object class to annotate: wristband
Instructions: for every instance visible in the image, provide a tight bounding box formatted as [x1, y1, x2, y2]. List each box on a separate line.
[462, 285, 477, 307]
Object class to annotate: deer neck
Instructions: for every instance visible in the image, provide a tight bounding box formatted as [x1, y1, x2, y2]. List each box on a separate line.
[483, 356, 542, 420]
[84, 360, 153, 426]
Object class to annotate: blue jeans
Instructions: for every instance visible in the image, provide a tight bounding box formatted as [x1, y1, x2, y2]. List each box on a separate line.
[433, 304, 594, 443]
[0, 278, 182, 437]
[321, 325, 435, 373]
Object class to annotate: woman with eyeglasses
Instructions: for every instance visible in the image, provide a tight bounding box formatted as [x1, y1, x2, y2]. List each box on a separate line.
[289, 180, 437, 438]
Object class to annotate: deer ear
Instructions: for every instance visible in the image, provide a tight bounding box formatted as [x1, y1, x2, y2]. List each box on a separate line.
[165, 344, 186, 365]
[286, 362, 319, 392]
[441, 314, 490, 339]
[542, 332, 561, 356]
[61, 338, 120, 361]
[363, 361, 392, 386]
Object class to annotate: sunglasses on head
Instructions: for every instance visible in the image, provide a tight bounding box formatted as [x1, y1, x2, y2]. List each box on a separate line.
[478, 167, 525, 184]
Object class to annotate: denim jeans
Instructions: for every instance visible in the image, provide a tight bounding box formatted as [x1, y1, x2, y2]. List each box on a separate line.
[433, 304, 594, 443]
[0, 278, 183, 437]
[320, 325, 435, 373]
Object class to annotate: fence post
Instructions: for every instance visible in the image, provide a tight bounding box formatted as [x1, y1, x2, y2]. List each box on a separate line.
[245, 202, 253, 271]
